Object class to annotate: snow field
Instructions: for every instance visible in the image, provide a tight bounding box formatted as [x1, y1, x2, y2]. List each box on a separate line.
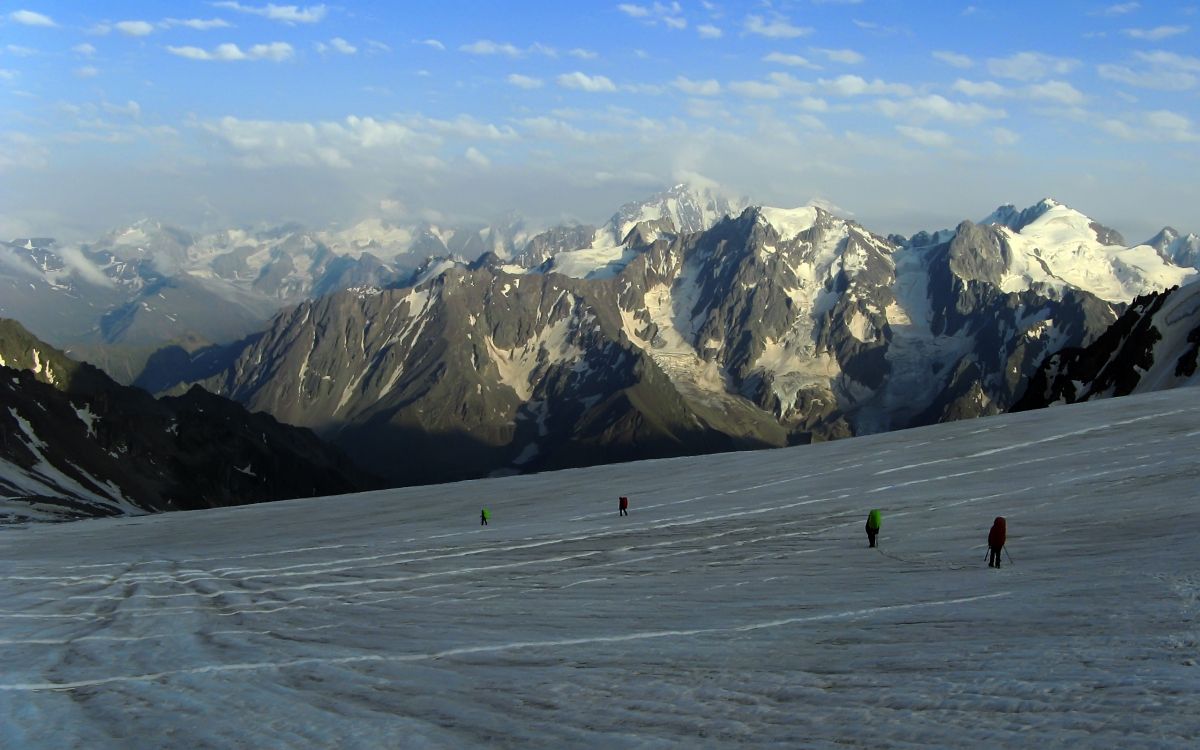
[1, 389, 1199, 748]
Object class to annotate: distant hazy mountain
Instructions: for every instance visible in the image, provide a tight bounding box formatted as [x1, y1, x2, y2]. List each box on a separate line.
[1, 215, 533, 382]
[0, 319, 375, 522]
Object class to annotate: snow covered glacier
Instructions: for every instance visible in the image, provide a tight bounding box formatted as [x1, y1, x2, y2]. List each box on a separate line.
[1, 389, 1198, 747]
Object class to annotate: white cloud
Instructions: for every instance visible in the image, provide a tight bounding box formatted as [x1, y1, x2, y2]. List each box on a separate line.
[877, 94, 1006, 124]
[852, 19, 907, 36]
[933, 51, 973, 69]
[991, 127, 1020, 145]
[1097, 51, 1200, 91]
[506, 74, 543, 89]
[417, 39, 444, 51]
[102, 99, 142, 119]
[166, 42, 294, 62]
[745, 14, 812, 38]
[1095, 2, 1139, 15]
[618, 2, 686, 29]
[1098, 63, 1195, 90]
[1101, 109, 1198, 142]
[557, 72, 618, 92]
[318, 37, 356, 55]
[729, 80, 782, 98]
[684, 98, 730, 120]
[115, 20, 155, 36]
[0, 68, 19, 81]
[201, 115, 432, 169]
[820, 74, 913, 97]
[987, 51, 1080, 81]
[763, 52, 820, 69]
[1028, 80, 1086, 106]
[1135, 51, 1200, 72]
[8, 10, 56, 27]
[366, 40, 391, 53]
[163, 18, 231, 31]
[697, 24, 722, 39]
[460, 40, 521, 57]
[952, 79, 1010, 98]
[516, 116, 588, 142]
[672, 76, 720, 96]
[409, 115, 517, 141]
[896, 125, 952, 148]
[570, 48, 598, 59]
[1123, 25, 1189, 41]
[212, 3, 327, 24]
[816, 48, 865, 65]
[5, 45, 36, 57]
[465, 146, 490, 167]
[460, 40, 558, 58]
[72, 43, 96, 56]
[74, 66, 99, 78]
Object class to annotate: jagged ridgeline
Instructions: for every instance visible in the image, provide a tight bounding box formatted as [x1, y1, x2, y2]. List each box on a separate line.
[0, 319, 376, 522]
[4, 186, 1198, 493]
[181, 194, 1196, 485]
[1014, 283, 1200, 409]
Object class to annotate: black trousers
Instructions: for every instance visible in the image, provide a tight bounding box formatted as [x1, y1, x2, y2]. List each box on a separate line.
[988, 547, 1001, 567]
[619, 507, 627, 516]
[866, 523, 878, 548]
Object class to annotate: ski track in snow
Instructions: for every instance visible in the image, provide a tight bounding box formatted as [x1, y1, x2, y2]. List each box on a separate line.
[1, 390, 1199, 747]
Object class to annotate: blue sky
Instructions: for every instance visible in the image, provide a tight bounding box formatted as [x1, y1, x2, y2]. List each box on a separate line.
[1, 1, 1198, 241]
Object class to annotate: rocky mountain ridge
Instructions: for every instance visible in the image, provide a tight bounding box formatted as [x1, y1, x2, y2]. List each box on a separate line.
[1, 186, 744, 382]
[1014, 282, 1200, 409]
[180, 195, 1198, 484]
[0, 319, 375, 522]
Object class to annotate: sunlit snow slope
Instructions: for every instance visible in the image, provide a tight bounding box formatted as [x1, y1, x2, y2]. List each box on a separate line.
[2, 390, 1198, 748]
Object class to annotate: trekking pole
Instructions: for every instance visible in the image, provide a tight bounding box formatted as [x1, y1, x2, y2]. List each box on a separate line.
[1003, 546, 1014, 565]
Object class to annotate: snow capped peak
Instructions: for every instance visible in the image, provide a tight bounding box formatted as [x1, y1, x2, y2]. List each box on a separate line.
[607, 182, 747, 243]
[981, 198, 1062, 233]
[754, 205, 821, 241]
[1144, 226, 1200, 269]
[975, 199, 1196, 302]
[1147, 226, 1180, 247]
[318, 218, 416, 259]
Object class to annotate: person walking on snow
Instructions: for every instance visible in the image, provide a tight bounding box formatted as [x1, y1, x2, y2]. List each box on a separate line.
[619, 496, 629, 516]
[481, 508, 490, 526]
[865, 509, 882, 548]
[987, 516, 1006, 568]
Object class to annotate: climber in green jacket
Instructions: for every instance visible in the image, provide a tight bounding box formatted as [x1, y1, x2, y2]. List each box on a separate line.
[865, 509, 882, 548]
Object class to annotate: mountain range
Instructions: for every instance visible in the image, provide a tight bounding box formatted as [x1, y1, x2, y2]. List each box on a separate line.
[3, 184, 1198, 493]
[180, 192, 1198, 484]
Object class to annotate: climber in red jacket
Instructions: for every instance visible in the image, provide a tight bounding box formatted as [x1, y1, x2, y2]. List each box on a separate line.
[987, 517, 1006, 568]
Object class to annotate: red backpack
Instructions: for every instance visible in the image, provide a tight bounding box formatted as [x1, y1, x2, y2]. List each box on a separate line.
[988, 517, 1006, 548]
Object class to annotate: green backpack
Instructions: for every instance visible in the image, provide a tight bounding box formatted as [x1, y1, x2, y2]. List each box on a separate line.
[867, 509, 882, 530]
